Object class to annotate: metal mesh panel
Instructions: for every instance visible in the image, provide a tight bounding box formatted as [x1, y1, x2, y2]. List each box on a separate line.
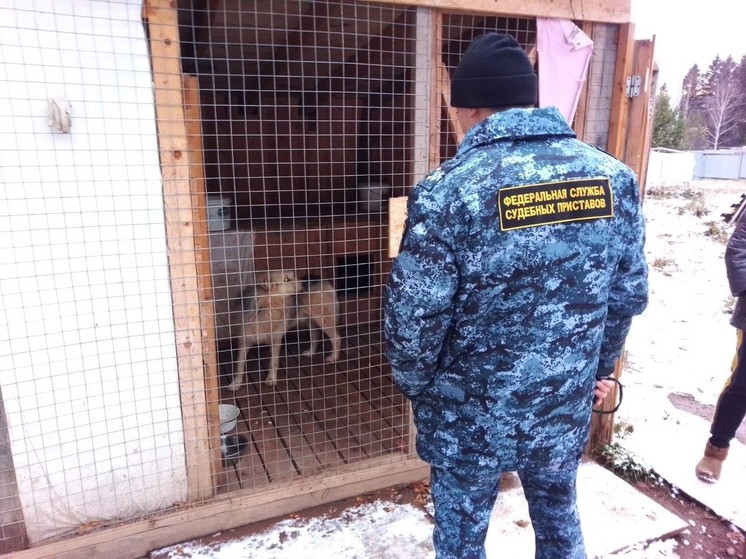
[180, 0, 416, 495]
[1, 0, 193, 547]
[581, 22, 618, 150]
[438, 14, 537, 161]
[0, 0, 616, 551]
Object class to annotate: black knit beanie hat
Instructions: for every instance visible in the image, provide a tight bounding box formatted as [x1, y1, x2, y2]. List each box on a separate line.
[450, 33, 537, 109]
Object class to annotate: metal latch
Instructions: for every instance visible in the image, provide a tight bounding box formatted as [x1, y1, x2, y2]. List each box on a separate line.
[626, 75, 641, 98]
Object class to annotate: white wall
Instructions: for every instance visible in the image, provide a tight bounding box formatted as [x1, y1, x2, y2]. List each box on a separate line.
[0, 0, 187, 542]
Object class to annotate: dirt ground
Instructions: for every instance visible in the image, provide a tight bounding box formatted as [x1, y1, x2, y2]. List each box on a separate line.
[630, 475, 745, 558]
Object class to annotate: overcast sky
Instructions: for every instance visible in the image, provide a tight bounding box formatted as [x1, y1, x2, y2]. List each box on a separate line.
[631, 0, 746, 100]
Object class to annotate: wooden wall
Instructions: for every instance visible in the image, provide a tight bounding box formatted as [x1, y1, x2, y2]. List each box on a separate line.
[199, 92, 412, 223]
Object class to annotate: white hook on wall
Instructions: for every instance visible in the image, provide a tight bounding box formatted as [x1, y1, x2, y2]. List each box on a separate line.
[47, 97, 72, 133]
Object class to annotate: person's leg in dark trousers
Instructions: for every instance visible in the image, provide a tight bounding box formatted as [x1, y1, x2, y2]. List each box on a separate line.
[429, 466, 501, 559]
[519, 457, 586, 559]
[696, 328, 746, 481]
[711, 328, 746, 447]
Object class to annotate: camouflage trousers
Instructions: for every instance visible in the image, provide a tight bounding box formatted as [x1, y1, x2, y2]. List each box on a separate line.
[429, 458, 585, 559]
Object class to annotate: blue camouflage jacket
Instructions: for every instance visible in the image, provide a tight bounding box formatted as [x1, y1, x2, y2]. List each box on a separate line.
[384, 106, 648, 473]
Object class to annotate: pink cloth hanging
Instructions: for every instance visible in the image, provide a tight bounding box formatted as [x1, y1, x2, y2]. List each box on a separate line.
[536, 18, 594, 124]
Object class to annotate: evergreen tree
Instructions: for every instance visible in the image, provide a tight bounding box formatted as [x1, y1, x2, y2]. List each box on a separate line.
[679, 64, 702, 119]
[652, 85, 686, 150]
[731, 54, 746, 146]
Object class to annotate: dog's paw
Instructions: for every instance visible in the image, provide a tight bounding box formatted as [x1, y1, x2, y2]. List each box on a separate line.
[225, 382, 241, 392]
[264, 375, 278, 387]
[325, 353, 340, 363]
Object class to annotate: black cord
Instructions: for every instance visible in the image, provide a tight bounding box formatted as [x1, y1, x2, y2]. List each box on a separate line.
[592, 376, 623, 415]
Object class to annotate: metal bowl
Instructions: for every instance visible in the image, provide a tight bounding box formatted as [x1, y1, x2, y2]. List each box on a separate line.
[220, 433, 249, 466]
[219, 403, 240, 434]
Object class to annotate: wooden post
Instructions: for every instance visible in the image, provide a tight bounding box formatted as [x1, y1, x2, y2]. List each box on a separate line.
[607, 23, 635, 159]
[183, 74, 222, 486]
[438, 60, 464, 145]
[403, 6, 439, 459]
[587, 352, 625, 451]
[144, 0, 214, 501]
[623, 38, 656, 187]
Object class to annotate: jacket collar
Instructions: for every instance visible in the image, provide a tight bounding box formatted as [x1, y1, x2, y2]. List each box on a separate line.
[456, 106, 576, 157]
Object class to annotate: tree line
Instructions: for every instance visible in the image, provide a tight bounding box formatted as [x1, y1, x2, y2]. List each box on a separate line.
[652, 54, 746, 150]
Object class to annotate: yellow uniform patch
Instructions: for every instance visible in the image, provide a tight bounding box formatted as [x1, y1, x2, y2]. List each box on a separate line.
[497, 177, 613, 231]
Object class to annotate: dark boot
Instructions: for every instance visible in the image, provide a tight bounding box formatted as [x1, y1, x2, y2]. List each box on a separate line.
[694, 441, 729, 483]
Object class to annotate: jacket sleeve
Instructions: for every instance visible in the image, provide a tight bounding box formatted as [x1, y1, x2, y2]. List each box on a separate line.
[383, 186, 459, 399]
[726, 216, 746, 297]
[597, 173, 649, 377]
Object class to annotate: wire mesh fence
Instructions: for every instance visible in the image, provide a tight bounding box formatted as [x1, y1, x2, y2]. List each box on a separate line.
[0, 0, 620, 552]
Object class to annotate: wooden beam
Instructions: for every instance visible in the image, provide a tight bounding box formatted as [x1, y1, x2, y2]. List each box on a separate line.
[143, 0, 213, 502]
[182, 74, 222, 489]
[412, 7, 435, 182]
[438, 60, 464, 145]
[388, 196, 409, 258]
[5, 458, 429, 559]
[624, 38, 656, 186]
[372, 0, 631, 24]
[587, 351, 625, 451]
[428, 11, 444, 170]
[607, 22, 635, 159]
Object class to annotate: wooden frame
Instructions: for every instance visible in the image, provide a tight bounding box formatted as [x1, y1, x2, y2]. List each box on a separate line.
[607, 23, 635, 159]
[4, 458, 428, 559]
[4, 0, 640, 556]
[624, 38, 657, 186]
[183, 74, 223, 484]
[144, 0, 214, 501]
[374, 0, 631, 24]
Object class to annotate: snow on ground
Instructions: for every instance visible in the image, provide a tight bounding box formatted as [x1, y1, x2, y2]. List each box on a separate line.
[620, 181, 746, 532]
[153, 180, 746, 559]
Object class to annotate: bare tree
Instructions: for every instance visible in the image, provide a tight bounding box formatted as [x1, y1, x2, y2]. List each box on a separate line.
[703, 56, 744, 149]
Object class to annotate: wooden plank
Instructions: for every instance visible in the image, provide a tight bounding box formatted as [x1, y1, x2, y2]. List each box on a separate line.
[284, 357, 367, 464]
[438, 59, 464, 144]
[246, 373, 324, 477]
[412, 7, 435, 183]
[144, 0, 213, 501]
[268, 355, 346, 470]
[388, 196, 408, 258]
[0, 385, 28, 553]
[323, 369, 388, 456]
[4, 459, 429, 559]
[587, 351, 625, 450]
[371, 0, 631, 24]
[182, 74, 223, 493]
[351, 333, 407, 413]
[623, 38, 656, 182]
[231, 363, 299, 484]
[428, 11, 444, 170]
[223, 414, 270, 492]
[338, 367, 406, 454]
[606, 23, 635, 160]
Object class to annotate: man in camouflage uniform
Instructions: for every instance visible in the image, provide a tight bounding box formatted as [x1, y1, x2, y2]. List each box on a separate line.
[384, 33, 648, 558]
